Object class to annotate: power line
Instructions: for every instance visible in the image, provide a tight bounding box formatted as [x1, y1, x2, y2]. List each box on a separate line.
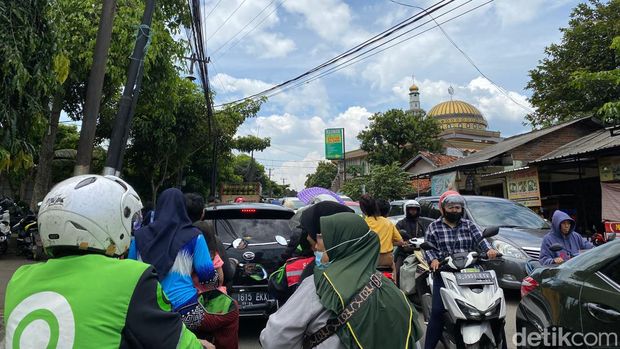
[260, 0, 488, 101]
[211, 0, 279, 56]
[214, 0, 456, 107]
[207, 0, 249, 42]
[254, 157, 324, 162]
[205, 0, 224, 20]
[388, 0, 534, 114]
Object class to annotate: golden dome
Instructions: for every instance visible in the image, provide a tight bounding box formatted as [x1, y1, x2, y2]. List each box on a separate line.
[409, 84, 419, 92]
[427, 100, 487, 130]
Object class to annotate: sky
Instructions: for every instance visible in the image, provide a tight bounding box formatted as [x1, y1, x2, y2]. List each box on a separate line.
[200, 0, 582, 191]
[63, 0, 582, 191]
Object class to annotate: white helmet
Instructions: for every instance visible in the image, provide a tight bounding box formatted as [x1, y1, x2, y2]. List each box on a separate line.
[404, 200, 420, 209]
[38, 175, 142, 257]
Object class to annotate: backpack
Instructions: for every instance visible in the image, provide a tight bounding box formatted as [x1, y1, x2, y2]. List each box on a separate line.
[268, 256, 314, 304]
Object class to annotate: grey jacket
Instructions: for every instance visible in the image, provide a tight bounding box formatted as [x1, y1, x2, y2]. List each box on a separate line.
[260, 277, 346, 349]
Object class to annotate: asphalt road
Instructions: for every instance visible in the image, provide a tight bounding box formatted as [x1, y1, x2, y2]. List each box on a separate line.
[0, 251, 521, 348]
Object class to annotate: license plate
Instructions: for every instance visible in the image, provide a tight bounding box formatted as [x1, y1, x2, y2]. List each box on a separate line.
[455, 271, 494, 286]
[233, 291, 272, 306]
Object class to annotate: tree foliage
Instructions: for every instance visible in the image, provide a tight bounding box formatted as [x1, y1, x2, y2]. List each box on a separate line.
[358, 109, 442, 166]
[526, 0, 620, 127]
[305, 161, 338, 189]
[234, 135, 271, 153]
[340, 163, 412, 201]
[0, 0, 54, 172]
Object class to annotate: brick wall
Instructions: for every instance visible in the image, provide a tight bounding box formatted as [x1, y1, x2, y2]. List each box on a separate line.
[511, 123, 598, 162]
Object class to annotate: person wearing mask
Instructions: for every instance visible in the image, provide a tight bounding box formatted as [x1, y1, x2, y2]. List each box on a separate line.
[260, 212, 422, 348]
[394, 200, 431, 285]
[359, 195, 405, 271]
[271, 201, 353, 304]
[130, 189, 239, 349]
[539, 210, 594, 265]
[3, 175, 212, 348]
[424, 191, 500, 349]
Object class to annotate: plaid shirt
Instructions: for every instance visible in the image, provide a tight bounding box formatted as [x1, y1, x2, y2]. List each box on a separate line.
[424, 217, 491, 263]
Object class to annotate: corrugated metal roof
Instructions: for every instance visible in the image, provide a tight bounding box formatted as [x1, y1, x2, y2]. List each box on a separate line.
[532, 129, 620, 163]
[419, 117, 592, 175]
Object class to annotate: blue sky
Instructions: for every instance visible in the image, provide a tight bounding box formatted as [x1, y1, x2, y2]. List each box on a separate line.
[201, 0, 582, 190]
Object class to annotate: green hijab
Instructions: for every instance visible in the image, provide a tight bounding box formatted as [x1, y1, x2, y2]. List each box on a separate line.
[313, 212, 422, 349]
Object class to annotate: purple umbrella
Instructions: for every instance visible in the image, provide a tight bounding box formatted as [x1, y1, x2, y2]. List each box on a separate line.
[297, 187, 345, 205]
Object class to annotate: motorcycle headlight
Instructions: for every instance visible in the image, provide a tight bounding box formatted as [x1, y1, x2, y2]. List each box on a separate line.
[455, 299, 482, 320]
[492, 240, 528, 260]
[484, 298, 502, 318]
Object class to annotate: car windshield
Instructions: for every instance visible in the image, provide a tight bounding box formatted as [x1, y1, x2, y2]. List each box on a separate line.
[215, 218, 293, 244]
[388, 204, 404, 217]
[467, 200, 550, 230]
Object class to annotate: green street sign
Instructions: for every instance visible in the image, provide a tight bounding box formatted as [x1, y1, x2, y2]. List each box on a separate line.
[325, 128, 344, 160]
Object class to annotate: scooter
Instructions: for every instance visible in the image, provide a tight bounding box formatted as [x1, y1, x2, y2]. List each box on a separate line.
[0, 209, 11, 256]
[421, 227, 506, 349]
[397, 237, 429, 307]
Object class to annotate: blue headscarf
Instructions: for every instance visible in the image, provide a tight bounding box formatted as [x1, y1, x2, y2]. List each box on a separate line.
[134, 188, 199, 278]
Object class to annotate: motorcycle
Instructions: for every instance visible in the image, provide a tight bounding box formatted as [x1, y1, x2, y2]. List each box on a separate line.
[0, 209, 11, 255]
[421, 227, 506, 349]
[397, 236, 429, 307]
[12, 212, 44, 260]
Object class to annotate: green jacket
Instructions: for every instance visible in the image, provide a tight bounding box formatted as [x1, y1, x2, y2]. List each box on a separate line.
[4, 254, 203, 348]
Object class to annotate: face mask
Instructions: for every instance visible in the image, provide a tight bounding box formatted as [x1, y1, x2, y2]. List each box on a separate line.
[314, 250, 332, 269]
[444, 211, 463, 223]
[314, 230, 372, 269]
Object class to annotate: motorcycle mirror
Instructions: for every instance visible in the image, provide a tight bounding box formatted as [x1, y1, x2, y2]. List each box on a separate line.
[482, 226, 500, 238]
[275, 235, 287, 246]
[232, 238, 248, 250]
[549, 243, 563, 252]
[420, 241, 437, 251]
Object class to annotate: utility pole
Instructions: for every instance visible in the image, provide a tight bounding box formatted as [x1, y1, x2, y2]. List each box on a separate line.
[268, 168, 273, 197]
[103, 0, 156, 176]
[74, 0, 116, 175]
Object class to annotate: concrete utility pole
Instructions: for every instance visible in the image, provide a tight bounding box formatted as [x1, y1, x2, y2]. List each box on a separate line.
[103, 0, 156, 176]
[74, 0, 116, 175]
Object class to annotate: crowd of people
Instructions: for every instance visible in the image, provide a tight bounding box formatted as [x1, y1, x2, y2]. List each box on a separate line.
[3, 174, 596, 348]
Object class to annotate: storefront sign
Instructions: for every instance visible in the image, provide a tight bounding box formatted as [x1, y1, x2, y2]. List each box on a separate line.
[599, 156, 620, 182]
[431, 171, 457, 196]
[325, 128, 344, 160]
[506, 168, 541, 207]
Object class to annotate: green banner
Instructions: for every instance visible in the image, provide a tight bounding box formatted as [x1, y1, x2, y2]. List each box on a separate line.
[325, 128, 344, 160]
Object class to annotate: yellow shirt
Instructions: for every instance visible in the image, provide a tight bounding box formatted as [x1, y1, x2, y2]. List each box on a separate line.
[365, 216, 403, 253]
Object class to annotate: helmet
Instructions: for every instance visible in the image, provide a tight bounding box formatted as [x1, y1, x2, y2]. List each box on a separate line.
[439, 190, 464, 208]
[234, 197, 245, 203]
[404, 200, 420, 209]
[38, 175, 142, 257]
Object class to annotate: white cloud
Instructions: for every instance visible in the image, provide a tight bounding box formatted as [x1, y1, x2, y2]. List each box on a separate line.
[213, 73, 331, 117]
[493, 0, 573, 26]
[204, 0, 295, 59]
[283, 0, 370, 47]
[247, 32, 296, 58]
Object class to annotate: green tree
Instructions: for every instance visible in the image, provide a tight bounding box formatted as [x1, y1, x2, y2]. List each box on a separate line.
[0, 0, 54, 174]
[340, 163, 412, 201]
[526, 0, 620, 127]
[305, 161, 338, 189]
[358, 109, 442, 166]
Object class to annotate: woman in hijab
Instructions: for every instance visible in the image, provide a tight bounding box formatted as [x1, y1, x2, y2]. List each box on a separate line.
[128, 188, 239, 349]
[260, 212, 423, 349]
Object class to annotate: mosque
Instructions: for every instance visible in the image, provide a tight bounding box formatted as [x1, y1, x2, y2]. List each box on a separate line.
[408, 81, 502, 156]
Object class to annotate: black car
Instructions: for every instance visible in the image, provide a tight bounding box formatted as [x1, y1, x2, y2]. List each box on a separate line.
[203, 203, 295, 317]
[516, 240, 620, 348]
[416, 196, 550, 289]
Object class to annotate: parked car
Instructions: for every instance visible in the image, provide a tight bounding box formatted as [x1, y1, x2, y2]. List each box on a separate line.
[387, 199, 408, 224]
[203, 203, 295, 317]
[516, 240, 620, 347]
[344, 201, 363, 216]
[416, 196, 550, 289]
